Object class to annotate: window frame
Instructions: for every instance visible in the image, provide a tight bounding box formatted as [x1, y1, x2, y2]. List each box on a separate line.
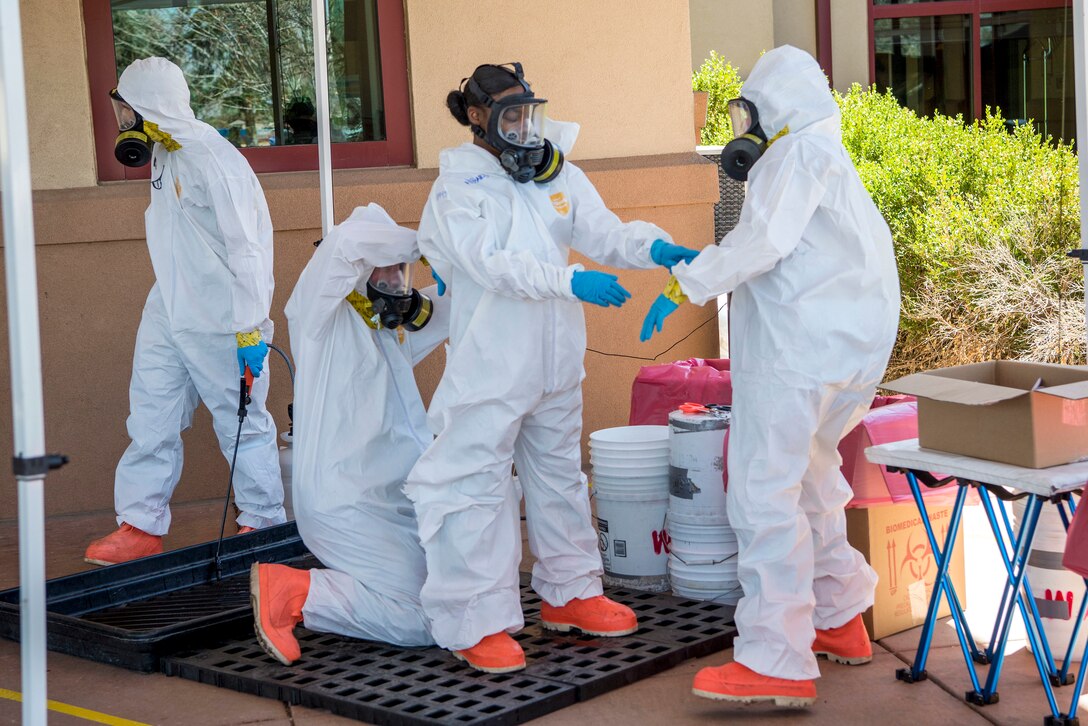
[84, 0, 413, 182]
[868, 0, 1072, 121]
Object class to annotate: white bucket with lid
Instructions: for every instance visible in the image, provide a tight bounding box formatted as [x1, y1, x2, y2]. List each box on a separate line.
[668, 408, 730, 516]
[666, 509, 740, 603]
[1013, 497, 1088, 663]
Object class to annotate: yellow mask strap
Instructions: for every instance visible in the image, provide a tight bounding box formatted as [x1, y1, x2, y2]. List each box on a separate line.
[143, 121, 182, 152]
[767, 125, 789, 147]
[346, 290, 380, 330]
[663, 276, 688, 305]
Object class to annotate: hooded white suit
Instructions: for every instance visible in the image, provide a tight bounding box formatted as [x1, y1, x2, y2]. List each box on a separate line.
[672, 46, 901, 680]
[113, 58, 284, 534]
[286, 204, 448, 645]
[405, 123, 673, 650]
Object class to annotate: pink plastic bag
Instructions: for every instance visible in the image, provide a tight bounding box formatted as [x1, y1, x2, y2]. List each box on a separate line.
[1063, 502, 1088, 578]
[629, 358, 731, 426]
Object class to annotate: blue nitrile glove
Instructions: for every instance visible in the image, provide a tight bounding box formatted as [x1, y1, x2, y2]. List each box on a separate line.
[571, 270, 632, 307]
[650, 239, 700, 272]
[431, 266, 447, 296]
[640, 294, 679, 342]
[236, 330, 269, 377]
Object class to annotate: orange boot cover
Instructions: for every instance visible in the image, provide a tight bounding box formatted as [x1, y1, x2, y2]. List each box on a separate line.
[454, 632, 526, 674]
[237, 526, 257, 535]
[84, 523, 163, 566]
[692, 662, 817, 708]
[250, 563, 310, 665]
[540, 595, 637, 636]
[813, 613, 873, 665]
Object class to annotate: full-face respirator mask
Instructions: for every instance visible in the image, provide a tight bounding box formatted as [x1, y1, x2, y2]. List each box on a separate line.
[365, 263, 433, 332]
[466, 63, 565, 184]
[720, 97, 768, 182]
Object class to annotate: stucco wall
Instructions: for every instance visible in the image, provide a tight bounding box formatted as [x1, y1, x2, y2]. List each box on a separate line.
[406, 0, 696, 169]
[689, 0, 773, 74]
[773, 0, 817, 59]
[831, 0, 871, 91]
[20, 0, 97, 190]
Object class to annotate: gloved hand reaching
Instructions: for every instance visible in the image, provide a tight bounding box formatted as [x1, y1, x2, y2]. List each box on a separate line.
[640, 276, 688, 342]
[236, 330, 269, 377]
[650, 239, 700, 272]
[431, 266, 447, 296]
[571, 270, 631, 308]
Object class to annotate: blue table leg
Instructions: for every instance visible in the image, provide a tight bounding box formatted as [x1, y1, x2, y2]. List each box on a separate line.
[897, 474, 982, 695]
[979, 494, 1060, 717]
[986, 491, 1061, 685]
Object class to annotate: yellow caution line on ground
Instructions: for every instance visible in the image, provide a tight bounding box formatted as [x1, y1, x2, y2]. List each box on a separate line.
[0, 688, 150, 726]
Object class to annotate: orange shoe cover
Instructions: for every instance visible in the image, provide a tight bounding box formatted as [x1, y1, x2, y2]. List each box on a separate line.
[250, 563, 310, 665]
[541, 595, 638, 636]
[454, 632, 526, 674]
[84, 523, 163, 566]
[813, 613, 873, 665]
[237, 526, 257, 535]
[692, 662, 816, 708]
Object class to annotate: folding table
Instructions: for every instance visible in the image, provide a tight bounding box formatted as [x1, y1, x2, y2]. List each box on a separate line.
[865, 439, 1088, 725]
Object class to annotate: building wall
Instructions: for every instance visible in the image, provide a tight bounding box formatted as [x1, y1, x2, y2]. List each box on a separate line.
[773, 0, 817, 59]
[689, 0, 774, 74]
[830, 0, 870, 91]
[20, 0, 97, 190]
[408, 0, 697, 168]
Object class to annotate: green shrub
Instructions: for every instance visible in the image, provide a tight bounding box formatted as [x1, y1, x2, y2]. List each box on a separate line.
[693, 52, 743, 145]
[693, 53, 1085, 373]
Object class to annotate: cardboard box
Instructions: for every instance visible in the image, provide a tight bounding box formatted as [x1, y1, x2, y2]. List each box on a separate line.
[883, 361, 1088, 469]
[846, 502, 966, 640]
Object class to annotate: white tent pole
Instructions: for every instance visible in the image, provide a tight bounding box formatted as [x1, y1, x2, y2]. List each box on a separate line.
[311, 0, 334, 236]
[0, 0, 51, 723]
[1074, 0, 1088, 350]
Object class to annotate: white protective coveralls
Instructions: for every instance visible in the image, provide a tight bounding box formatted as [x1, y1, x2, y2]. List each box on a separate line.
[114, 58, 284, 534]
[285, 203, 449, 645]
[672, 46, 901, 680]
[405, 122, 674, 650]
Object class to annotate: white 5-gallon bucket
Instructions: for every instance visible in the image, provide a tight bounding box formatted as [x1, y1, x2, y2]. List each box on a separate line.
[590, 425, 670, 592]
[666, 510, 740, 603]
[668, 409, 729, 516]
[1013, 498, 1088, 663]
[279, 430, 293, 520]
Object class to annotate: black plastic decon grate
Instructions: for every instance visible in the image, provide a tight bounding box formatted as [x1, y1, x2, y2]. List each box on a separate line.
[164, 573, 735, 724]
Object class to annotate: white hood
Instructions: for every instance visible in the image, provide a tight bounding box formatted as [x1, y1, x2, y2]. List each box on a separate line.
[742, 46, 840, 140]
[117, 57, 207, 143]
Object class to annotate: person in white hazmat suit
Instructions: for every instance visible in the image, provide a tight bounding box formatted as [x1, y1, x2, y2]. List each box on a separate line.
[249, 204, 450, 664]
[641, 46, 900, 707]
[85, 58, 285, 566]
[404, 62, 701, 674]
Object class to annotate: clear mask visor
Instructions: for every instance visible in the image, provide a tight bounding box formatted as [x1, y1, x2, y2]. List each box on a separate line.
[111, 92, 139, 132]
[368, 263, 412, 297]
[727, 98, 757, 137]
[495, 100, 547, 148]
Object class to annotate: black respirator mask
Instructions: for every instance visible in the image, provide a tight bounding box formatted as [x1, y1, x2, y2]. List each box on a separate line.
[466, 63, 565, 184]
[366, 263, 433, 332]
[110, 88, 154, 168]
[720, 97, 768, 182]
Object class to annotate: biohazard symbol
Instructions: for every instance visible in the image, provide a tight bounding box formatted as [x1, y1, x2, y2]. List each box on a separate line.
[900, 529, 934, 582]
[652, 529, 671, 555]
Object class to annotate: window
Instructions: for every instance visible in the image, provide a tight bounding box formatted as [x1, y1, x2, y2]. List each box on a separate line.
[84, 0, 411, 181]
[869, 1, 1074, 143]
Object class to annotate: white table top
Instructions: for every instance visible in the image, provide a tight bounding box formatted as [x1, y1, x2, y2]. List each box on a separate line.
[864, 439, 1088, 497]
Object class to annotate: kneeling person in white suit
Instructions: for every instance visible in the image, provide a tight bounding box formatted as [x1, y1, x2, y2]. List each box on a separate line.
[249, 204, 449, 664]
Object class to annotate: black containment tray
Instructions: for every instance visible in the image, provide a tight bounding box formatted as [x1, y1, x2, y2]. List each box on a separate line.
[0, 521, 308, 671]
[163, 573, 737, 725]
